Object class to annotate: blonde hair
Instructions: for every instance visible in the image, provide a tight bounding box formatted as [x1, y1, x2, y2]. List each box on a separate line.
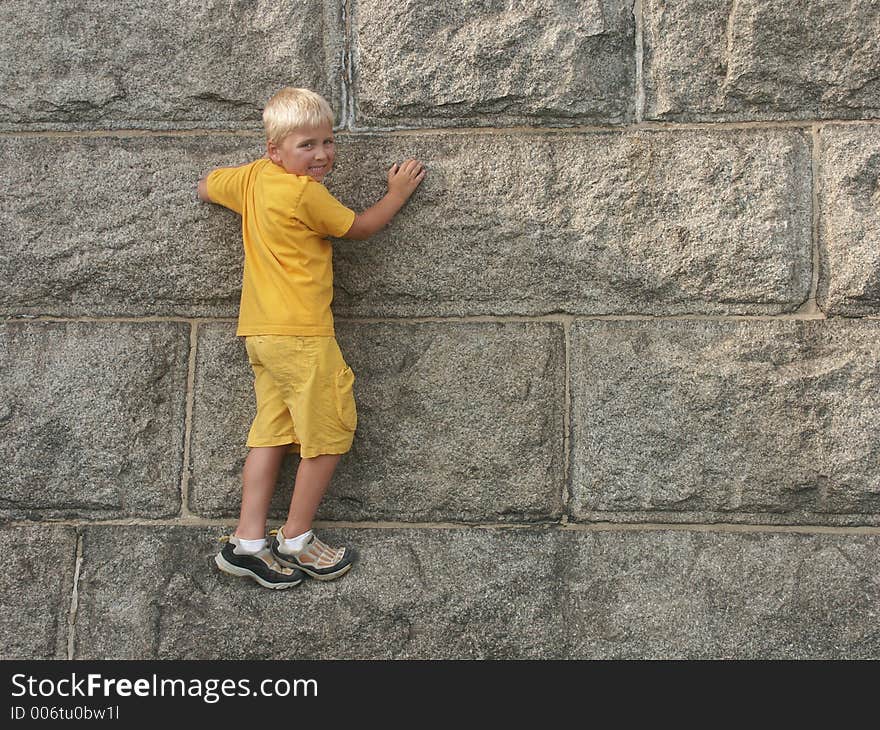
[262, 87, 335, 143]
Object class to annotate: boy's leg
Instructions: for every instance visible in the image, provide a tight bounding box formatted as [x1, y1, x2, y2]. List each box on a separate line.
[265, 336, 356, 580]
[272, 452, 355, 580]
[235, 444, 290, 539]
[214, 337, 308, 589]
[281, 453, 342, 538]
[216, 444, 305, 590]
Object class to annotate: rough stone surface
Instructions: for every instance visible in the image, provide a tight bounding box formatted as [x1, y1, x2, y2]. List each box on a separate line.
[642, 0, 880, 122]
[2, 130, 811, 319]
[330, 130, 812, 317]
[818, 124, 880, 315]
[562, 528, 880, 659]
[72, 525, 880, 659]
[0, 0, 344, 130]
[5, 0, 880, 667]
[352, 0, 635, 127]
[74, 526, 566, 659]
[0, 525, 77, 659]
[0, 135, 262, 318]
[189, 321, 565, 522]
[570, 319, 880, 525]
[0, 322, 188, 518]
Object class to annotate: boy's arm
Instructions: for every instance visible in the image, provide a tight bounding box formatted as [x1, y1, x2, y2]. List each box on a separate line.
[343, 158, 426, 240]
[197, 174, 212, 203]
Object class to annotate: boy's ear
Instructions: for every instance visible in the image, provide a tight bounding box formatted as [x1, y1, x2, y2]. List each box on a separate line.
[266, 140, 280, 164]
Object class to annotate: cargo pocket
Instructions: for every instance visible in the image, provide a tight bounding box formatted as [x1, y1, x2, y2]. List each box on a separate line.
[334, 366, 357, 432]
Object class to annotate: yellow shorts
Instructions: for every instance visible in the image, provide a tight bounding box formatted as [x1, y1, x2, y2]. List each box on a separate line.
[244, 335, 357, 458]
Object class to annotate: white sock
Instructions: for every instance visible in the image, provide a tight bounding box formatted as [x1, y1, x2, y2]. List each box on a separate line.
[283, 529, 313, 553]
[236, 537, 267, 553]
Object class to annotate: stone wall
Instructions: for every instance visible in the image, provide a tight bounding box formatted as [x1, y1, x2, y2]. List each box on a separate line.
[2, 1, 879, 659]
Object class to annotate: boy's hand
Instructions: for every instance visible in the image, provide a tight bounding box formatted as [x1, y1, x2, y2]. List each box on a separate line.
[197, 175, 211, 203]
[343, 158, 427, 240]
[387, 159, 426, 201]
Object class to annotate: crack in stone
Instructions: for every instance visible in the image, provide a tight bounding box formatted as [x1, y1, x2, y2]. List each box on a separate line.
[405, 542, 429, 591]
[723, 0, 741, 91]
[66, 531, 83, 659]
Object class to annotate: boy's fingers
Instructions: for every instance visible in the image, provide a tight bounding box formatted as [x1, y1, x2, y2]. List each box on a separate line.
[391, 159, 425, 179]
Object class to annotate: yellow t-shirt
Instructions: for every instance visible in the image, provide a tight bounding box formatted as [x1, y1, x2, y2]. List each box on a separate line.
[206, 159, 356, 336]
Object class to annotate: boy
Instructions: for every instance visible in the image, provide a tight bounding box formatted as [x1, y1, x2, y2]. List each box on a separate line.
[198, 87, 425, 589]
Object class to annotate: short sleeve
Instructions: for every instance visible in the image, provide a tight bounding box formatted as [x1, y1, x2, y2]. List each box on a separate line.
[294, 180, 356, 238]
[206, 163, 255, 215]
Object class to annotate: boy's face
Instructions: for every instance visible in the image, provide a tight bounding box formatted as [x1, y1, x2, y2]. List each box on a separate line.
[267, 123, 336, 182]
